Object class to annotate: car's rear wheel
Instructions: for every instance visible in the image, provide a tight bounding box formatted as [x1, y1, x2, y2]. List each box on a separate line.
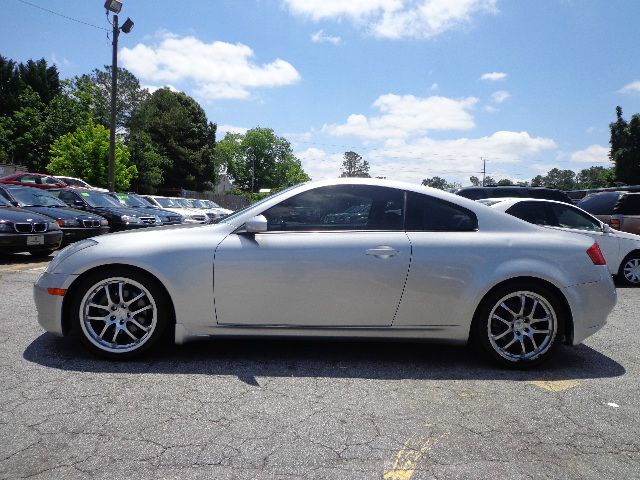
[70, 268, 170, 359]
[472, 282, 564, 368]
[618, 252, 640, 286]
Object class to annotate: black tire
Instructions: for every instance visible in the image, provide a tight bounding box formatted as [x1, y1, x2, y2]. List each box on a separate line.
[617, 251, 640, 287]
[69, 267, 171, 359]
[29, 249, 55, 257]
[471, 281, 565, 368]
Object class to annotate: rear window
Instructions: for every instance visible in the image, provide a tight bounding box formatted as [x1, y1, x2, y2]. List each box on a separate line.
[405, 191, 478, 231]
[577, 192, 621, 215]
[614, 193, 640, 215]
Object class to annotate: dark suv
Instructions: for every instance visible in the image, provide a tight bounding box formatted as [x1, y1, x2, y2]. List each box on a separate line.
[578, 191, 640, 235]
[453, 186, 573, 204]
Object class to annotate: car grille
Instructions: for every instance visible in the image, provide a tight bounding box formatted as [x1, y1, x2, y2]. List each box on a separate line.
[14, 222, 48, 233]
[192, 215, 206, 222]
[168, 216, 181, 222]
[82, 219, 101, 228]
[139, 217, 157, 225]
[206, 212, 216, 219]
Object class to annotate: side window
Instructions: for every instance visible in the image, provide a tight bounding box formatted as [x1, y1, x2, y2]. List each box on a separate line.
[405, 192, 478, 231]
[261, 185, 404, 231]
[548, 204, 602, 232]
[506, 201, 554, 226]
[42, 176, 60, 185]
[615, 194, 640, 215]
[57, 190, 77, 204]
[18, 174, 38, 184]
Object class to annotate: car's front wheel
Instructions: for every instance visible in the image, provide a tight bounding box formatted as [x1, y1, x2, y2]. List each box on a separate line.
[618, 252, 640, 286]
[472, 282, 564, 368]
[70, 268, 170, 359]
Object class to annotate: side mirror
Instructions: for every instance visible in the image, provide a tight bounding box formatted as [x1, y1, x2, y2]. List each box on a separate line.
[243, 215, 268, 233]
[10, 201, 19, 207]
[602, 224, 611, 234]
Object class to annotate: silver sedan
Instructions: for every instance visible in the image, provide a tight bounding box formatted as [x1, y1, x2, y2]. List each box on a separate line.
[34, 179, 616, 367]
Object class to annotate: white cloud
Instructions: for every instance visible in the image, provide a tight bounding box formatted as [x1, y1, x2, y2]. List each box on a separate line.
[430, 82, 439, 91]
[323, 94, 478, 140]
[295, 147, 345, 180]
[491, 90, 510, 103]
[619, 80, 640, 94]
[567, 144, 610, 164]
[217, 124, 249, 137]
[484, 105, 498, 113]
[282, 0, 498, 39]
[311, 30, 342, 44]
[480, 71, 507, 81]
[142, 84, 179, 94]
[120, 32, 300, 101]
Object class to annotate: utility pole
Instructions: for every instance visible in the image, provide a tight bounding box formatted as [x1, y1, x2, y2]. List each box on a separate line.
[481, 157, 486, 186]
[108, 14, 119, 193]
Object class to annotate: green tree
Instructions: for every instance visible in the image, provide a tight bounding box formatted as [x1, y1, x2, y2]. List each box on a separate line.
[575, 166, 615, 189]
[496, 178, 514, 186]
[610, 106, 640, 185]
[17, 58, 60, 106]
[128, 88, 217, 191]
[71, 66, 149, 129]
[531, 175, 545, 187]
[340, 151, 370, 178]
[541, 168, 576, 190]
[421, 176, 459, 189]
[0, 55, 22, 116]
[469, 175, 481, 186]
[218, 127, 310, 192]
[48, 121, 137, 191]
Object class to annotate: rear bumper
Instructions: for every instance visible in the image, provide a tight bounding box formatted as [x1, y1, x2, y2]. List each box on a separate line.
[33, 271, 78, 336]
[564, 271, 617, 345]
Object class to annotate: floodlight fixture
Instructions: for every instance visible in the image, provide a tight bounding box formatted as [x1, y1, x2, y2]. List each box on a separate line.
[104, 0, 122, 14]
[121, 18, 134, 33]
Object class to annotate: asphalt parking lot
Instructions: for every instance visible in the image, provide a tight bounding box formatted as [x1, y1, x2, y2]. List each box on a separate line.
[0, 253, 639, 479]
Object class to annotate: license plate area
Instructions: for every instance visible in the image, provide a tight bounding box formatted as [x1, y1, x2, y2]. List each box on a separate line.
[26, 235, 44, 245]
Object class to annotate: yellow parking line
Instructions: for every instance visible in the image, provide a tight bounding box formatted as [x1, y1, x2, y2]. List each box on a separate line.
[383, 430, 448, 480]
[528, 380, 579, 392]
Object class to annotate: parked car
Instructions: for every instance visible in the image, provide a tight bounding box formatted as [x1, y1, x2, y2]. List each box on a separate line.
[50, 189, 162, 232]
[486, 197, 640, 286]
[0, 172, 68, 190]
[182, 198, 232, 222]
[142, 195, 208, 223]
[170, 197, 217, 223]
[0, 195, 63, 256]
[0, 185, 109, 245]
[34, 179, 616, 367]
[453, 186, 574, 204]
[53, 176, 108, 192]
[107, 193, 184, 225]
[577, 191, 640, 235]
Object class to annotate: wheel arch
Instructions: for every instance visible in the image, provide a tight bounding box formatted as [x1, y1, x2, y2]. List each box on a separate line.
[61, 263, 176, 336]
[468, 276, 574, 345]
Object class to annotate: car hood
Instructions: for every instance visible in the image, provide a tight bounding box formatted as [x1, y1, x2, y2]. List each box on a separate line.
[91, 206, 154, 217]
[0, 206, 54, 223]
[20, 206, 105, 221]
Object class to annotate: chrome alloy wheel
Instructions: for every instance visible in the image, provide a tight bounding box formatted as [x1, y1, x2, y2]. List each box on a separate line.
[487, 291, 557, 362]
[79, 277, 158, 354]
[623, 258, 640, 284]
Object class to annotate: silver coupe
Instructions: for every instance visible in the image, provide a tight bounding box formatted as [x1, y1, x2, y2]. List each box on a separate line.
[34, 179, 616, 367]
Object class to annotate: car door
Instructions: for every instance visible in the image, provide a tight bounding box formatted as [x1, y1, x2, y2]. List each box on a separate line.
[213, 184, 411, 327]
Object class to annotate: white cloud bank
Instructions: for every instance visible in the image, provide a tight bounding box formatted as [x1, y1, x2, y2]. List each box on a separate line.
[567, 144, 610, 164]
[311, 30, 342, 44]
[480, 71, 507, 81]
[491, 90, 510, 103]
[323, 94, 478, 140]
[120, 32, 300, 101]
[282, 0, 498, 39]
[619, 80, 640, 94]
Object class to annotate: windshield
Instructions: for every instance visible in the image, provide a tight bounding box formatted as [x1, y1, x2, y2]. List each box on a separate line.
[154, 197, 177, 208]
[80, 191, 122, 208]
[114, 193, 150, 208]
[203, 200, 221, 208]
[9, 187, 67, 207]
[0, 196, 11, 207]
[172, 198, 192, 208]
[59, 177, 88, 188]
[191, 199, 208, 208]
[221, 184, 301, 224]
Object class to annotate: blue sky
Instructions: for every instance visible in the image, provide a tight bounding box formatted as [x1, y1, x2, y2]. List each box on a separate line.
[3, 0, 640, 185]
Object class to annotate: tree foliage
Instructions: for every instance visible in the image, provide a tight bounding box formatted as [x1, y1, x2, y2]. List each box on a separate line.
[48, 121, 137, 191]
[610, 106, 640, 185]
[219, 127, 310, 192]
[421, 176, 459, 189]
[128, 88, 217, 191]
[340, 151, 370, 178]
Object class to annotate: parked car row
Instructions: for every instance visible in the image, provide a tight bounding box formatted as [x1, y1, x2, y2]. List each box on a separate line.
[0, 181, 235, 256]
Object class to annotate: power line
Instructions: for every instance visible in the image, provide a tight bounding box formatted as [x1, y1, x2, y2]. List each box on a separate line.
[14, 0, 109, 31]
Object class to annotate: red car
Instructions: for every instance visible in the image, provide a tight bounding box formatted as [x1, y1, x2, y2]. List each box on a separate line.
[0, 172, 69, 190]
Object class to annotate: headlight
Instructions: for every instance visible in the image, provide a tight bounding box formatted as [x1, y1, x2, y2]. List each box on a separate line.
[57, 219, 81, 228]
[120, 215, 140, 224]
[100, 219, 109, 226]
[0, 221, 12, 232]
[46, 239, 98, 273]
[48, 221, 61, 231]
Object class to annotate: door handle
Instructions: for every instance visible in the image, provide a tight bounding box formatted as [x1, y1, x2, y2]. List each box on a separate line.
[365, 246, 400, 258]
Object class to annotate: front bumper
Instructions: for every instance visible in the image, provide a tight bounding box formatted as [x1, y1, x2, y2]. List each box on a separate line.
[563, 271, 617, 345]
[0, 231, 63, 253]
[33, 271, 78, 336]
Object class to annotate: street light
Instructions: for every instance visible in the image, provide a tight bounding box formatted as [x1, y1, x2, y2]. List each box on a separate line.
[104, 1, 134, 192]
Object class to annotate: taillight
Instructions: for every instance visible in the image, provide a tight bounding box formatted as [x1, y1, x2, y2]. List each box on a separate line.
[56, 219, 64, 227]
[586, 243, 606, 266]
[609, 218, 621, 230]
